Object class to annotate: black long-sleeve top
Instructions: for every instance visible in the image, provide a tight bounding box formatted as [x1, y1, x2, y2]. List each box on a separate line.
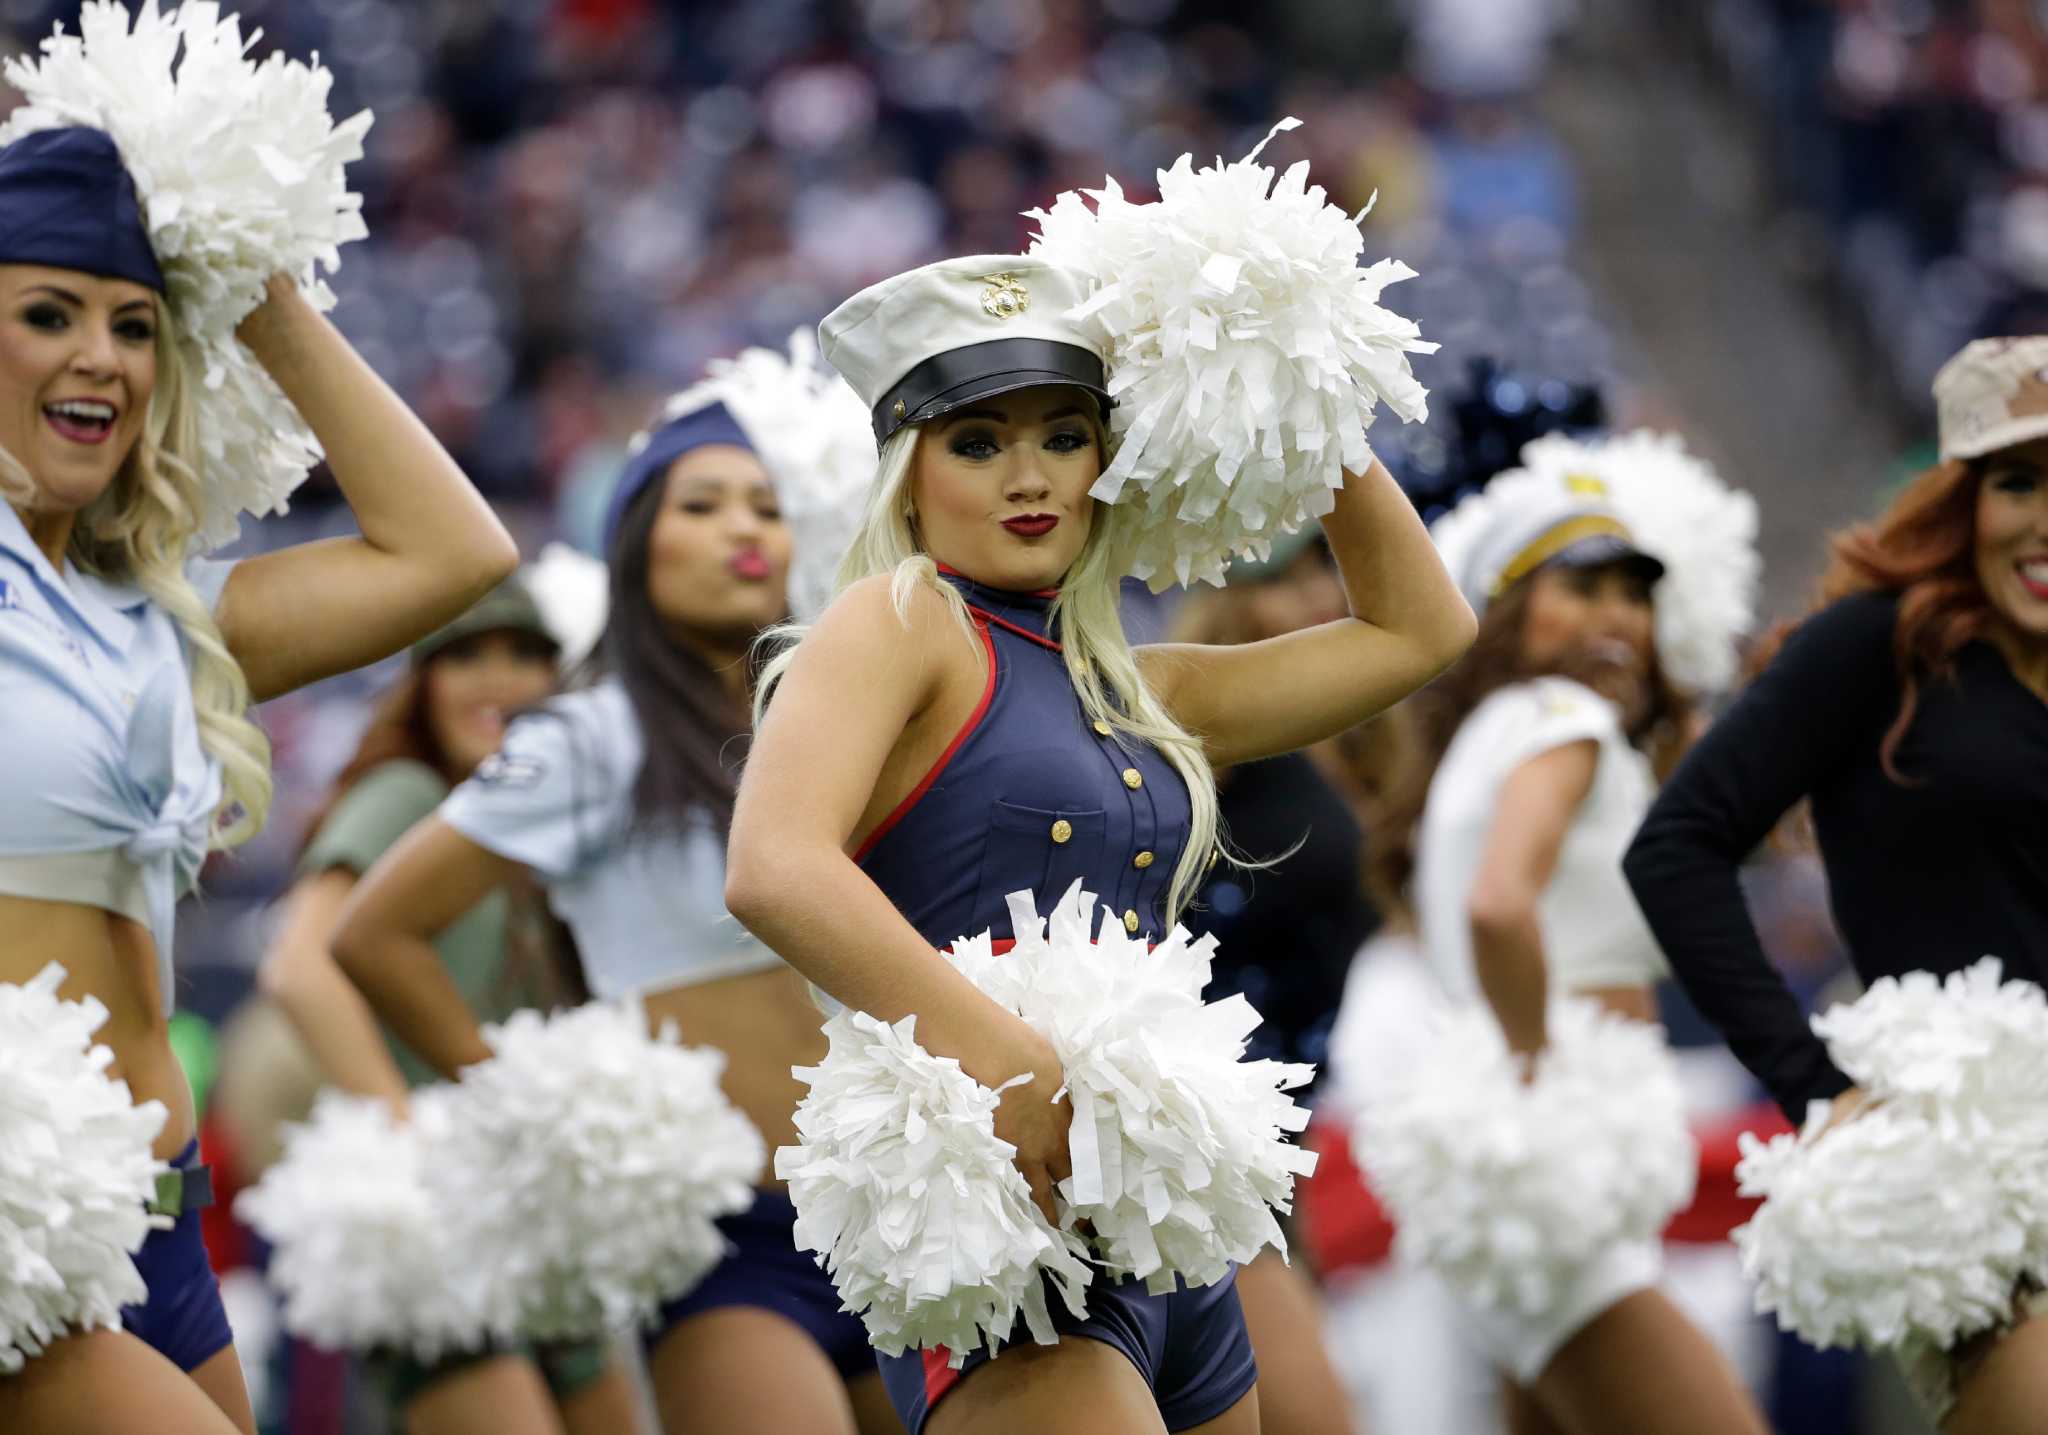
[1198, 752, 1378, 1089]
[1623, 590, 2048, 1118]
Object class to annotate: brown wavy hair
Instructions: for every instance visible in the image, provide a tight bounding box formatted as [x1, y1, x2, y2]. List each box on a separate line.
[298, 651, 586, 1008]
[1366, 580, 1694, 915]
[1806, 458, 1990, 784]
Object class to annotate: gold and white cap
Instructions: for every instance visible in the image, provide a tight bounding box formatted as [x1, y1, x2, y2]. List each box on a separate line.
[1436, 469, 1665, 616]
[818, 254, 1111, 448]
[1933, 336, 2048, 461]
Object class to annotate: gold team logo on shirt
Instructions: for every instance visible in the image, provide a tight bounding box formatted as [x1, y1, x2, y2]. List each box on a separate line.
[980, 272, 1030, 320]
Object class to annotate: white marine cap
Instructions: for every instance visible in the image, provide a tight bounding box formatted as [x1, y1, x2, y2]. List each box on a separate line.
[1434, 467, 1666, 616]
[1934, 336, 2048, 461]
[818, 254, 1112, 449]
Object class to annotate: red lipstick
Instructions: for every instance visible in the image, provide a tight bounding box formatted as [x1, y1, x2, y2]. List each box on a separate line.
[1001, 514, 1059, 538]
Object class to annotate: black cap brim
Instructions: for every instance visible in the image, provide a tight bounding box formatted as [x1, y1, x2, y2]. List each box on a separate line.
[1547, 533, 1666, 586]
[874, 338, 1111, 446]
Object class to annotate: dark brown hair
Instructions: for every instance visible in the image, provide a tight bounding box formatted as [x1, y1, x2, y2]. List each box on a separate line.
[593, 472, 764, 837]
[1366, 578, 1694, 915]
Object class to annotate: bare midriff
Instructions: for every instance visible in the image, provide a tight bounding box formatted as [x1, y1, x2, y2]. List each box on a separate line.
[1578, 983, 1658, 1026]
[641, 961, 828, 1188]
[0, 892, 195, 1163]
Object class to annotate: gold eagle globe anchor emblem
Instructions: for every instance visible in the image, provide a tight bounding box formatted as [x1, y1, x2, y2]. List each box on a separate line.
[979, 272, 1030, 320]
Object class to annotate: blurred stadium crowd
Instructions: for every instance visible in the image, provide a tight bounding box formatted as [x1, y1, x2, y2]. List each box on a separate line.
[5, 1, 2025, 1431]
[1705, 0, 2048, 422]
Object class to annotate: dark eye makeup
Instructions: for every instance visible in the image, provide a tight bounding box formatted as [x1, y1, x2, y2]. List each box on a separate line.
[948, 426, 1091, 460]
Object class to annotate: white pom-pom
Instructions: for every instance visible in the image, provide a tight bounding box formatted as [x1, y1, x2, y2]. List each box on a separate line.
[776, 1009, 1092, 1365]
[234, 1089, 479, 1359]
[524, 543, 609, 668]
[958, 883, 1318, 1293]
[0, 1, 372, 550]
[1813, 959, 2048, 1110]
[639, 330, 875, 623]
[1733, 959, 2048, 1351]
[1734, 1103, 2041, 1352]
[429, 1000, 765, 1341]
[776, 881, 1316, 1359]
[0, 964, 168, 1375]
[1516, 431, 1760, 694]
[1028, 118, 1435, 590]
[1355, 999, 1696, 1317]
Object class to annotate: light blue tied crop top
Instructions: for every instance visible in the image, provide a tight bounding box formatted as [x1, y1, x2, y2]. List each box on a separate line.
[438, 682, 780, 999]
[0, 502, 234, 1015]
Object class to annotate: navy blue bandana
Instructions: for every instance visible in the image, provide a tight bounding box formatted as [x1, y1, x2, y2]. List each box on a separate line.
[0, 127, 163, 293]
[602, 400, 755, 555]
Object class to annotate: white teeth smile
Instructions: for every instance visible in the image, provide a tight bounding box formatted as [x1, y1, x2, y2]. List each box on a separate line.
[46, 400, 115, 422]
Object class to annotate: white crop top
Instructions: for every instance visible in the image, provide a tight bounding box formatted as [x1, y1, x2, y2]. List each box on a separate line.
[438, 683, 780, 1000]
[1414, 677, 1668, 1002]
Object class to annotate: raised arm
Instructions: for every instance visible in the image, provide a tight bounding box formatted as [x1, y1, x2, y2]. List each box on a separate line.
[724, 575, 1073, 1217]
[1140, 455, 1475, 768]
[331, 818, 521, 1080]
[1623, 592, 1900, 1118]
[259, 869, 411, 1108]
[215, 277, 518, 701]
[1468, 740, 1599, 1057]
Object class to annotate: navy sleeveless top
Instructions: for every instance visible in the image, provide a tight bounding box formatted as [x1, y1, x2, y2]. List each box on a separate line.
[857, 569, 1195, 949]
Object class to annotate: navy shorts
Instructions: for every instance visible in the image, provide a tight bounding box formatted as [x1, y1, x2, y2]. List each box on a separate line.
[878, 1267, 1258, 1433]
[650, 1188, 876, 1381]
[119, 1142, 233, 1372]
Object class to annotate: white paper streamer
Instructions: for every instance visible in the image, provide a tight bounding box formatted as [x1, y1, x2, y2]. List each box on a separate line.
[1028, 117, 1435, 589]
[1735, 960, 2048, 1352]
[429, 1000, 765, 1341]
[1354, 998, 1697, 1318]
[235, 1088, 481, 1359]
[523, 542, 609, 668]
[956, 883, 1318, 1294]
[0, 964, 167, 1374]
[778, 881, 1318, 1360]
[777, 1010, 1092, 1365]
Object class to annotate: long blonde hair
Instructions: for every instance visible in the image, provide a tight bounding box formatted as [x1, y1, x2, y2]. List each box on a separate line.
[0, 301, 272, 844]
[757, 419, 1224, 921]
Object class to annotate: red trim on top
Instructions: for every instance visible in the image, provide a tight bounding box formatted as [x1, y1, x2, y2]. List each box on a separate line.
[852, 622, 999, 864]
[934, 561, 1060, 600]
[970, 606, 1062, 653]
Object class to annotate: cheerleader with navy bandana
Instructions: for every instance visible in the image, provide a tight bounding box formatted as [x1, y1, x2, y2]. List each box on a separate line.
[333, 356, 903, 1435]
[0, 7, 515, 1431]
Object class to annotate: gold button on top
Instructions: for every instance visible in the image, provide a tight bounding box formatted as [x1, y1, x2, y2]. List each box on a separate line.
[1050, 819, 1073, 845]
[1133, 850, 1154, 869]
[1123, 909, 1140, 933]
[1121, 768, 1143, 790]
[1092, 720, 1112, 737]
